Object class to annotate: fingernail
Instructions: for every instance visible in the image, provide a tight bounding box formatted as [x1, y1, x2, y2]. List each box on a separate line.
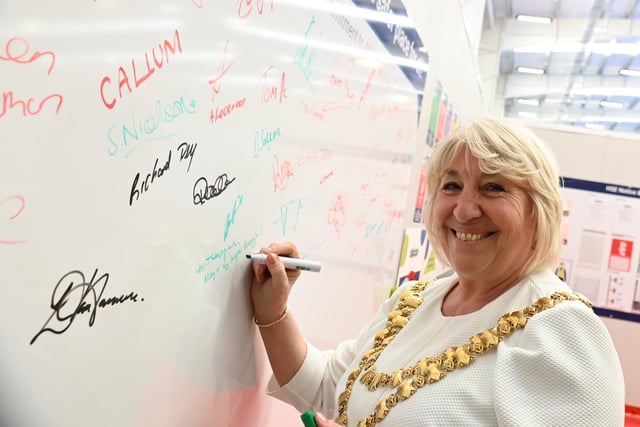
[267, 252, 278, 265]
[316, 412, 327, 422]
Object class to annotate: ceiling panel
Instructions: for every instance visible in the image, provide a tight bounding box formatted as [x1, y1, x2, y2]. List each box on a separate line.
[481, 0, 640, 135]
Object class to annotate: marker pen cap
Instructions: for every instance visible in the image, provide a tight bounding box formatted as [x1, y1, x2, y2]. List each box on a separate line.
[300, 410, 318, 427]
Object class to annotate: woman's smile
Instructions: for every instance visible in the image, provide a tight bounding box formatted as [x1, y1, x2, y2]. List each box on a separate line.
[453, 230, 493, 242]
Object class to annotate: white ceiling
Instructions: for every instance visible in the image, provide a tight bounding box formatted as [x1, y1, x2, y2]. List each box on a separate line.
[480, 0, 640, 134]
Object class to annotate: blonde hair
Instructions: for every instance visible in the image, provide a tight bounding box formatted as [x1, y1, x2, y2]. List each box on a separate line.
[424, 118, 563, 277]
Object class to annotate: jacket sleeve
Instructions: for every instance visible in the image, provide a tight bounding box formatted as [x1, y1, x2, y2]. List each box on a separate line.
[493, 300, 626, 426]
[266, 281, 415, 416]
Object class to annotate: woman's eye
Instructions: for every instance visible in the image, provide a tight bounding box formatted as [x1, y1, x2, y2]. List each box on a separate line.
[485, 183, 505, 192]
[441, 181, 461, 191]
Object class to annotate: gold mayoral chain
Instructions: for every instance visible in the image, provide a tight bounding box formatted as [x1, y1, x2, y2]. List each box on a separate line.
[336, 280, 592, 427]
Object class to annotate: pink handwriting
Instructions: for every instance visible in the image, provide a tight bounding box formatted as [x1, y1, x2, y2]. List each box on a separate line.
[258, 66, 288, 105]
[1, 91, 63, 118]
[296, 147, 332, 166]
[0, 37, 63, 118]
[0, 195, 27, 244]
[0, 37, 56, 75]
[209, 40, 238, 102]
[300, 100, 325, 121]
[328, 54, 377, 109]
[209, 97, 246, 124]
[272, 154, 294, 192]
[327, 194, 346, 235]
[238, 0, 275, 19]
[100, 29, 183, 110]
[320, 171, 334, 184]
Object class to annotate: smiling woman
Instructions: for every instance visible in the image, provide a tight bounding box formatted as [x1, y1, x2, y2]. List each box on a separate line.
[250, 118, 626, 426]
[424, 118, 562, 282]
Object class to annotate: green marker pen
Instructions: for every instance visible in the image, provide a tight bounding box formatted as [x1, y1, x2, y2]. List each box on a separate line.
[300, 410, 318, 427]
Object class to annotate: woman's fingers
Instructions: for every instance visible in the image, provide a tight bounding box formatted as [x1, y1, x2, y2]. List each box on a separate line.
[314, 412, 340, 427]
[267, 241, 300, 259]
[263, 252, 288, 283]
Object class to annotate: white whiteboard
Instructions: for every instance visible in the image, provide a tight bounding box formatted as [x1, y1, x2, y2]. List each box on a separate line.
[0, 1, 428, 425]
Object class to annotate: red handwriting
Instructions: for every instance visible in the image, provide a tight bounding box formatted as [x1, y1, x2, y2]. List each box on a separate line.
[272, 154, 294, 192]
[100, 29, 183, 109]
[258, 66, 288, 105]
[238, 0, 275, 19]
[209, 97, 246, 124]
[297, 147, 332, 166]
[0, 37, 63, 118]
[1, 91, 63, 118]
[0, 195, 27, 244]
[209, 40, 238, 102]
[192, 0, 203, 8]
[358, 69, 374, 104]
[329, 54, 377, 109]
[368, 103, 386, 121]
[387, 208, 404, 230]
[320, 171, 334, 184]
[0, 37, 56, 75]
[300, 99, 325, 121]
[327, 194, 346, 235]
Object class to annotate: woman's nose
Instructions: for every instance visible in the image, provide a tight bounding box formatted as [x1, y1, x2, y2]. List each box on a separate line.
[453, 191, 481, 222]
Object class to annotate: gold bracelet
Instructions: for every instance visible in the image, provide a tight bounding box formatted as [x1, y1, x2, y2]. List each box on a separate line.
[254, 307, 288, 328]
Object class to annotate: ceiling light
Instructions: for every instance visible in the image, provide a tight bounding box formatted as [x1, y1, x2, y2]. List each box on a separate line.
[619, 68, 640, 77]
[516, 66, 545, 75]
[582, 116, 640, 124]
[516, 98, 540, 106]
[571, 87, 640, 97]
[600, 100, 624, 108]
[513, 42, 640, 56]
[589, 43, 640, 56]
[515, 14, 552, 24]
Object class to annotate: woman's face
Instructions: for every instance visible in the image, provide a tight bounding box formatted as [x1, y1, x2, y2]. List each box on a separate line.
[432, 149, 536, 284]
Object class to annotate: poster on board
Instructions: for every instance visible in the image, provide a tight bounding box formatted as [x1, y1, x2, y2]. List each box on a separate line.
[558, 177, 640, 322]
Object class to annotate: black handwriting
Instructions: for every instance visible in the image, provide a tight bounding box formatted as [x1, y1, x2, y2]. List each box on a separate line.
[30, 268, 142, 345]
[192, 174, 236, 206]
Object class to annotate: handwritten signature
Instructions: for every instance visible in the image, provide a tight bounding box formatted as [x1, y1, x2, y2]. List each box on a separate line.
[30, 268, 143, 345]
[0, 36, 56, 75]
[192, 173, 236, 206]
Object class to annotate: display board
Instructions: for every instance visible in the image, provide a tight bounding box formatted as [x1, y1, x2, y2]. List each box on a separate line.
[559, 177, 640, 322]
[0, 1, 428, 426]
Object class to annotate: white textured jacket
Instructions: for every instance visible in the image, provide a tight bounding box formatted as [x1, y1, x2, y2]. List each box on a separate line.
[268, 270, 625, 426]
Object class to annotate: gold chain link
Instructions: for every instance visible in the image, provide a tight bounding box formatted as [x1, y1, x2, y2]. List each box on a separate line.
[336, 280, 592, 427]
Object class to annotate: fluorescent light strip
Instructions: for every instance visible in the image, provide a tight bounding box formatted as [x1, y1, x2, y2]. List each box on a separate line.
[571, 87, 640, 97]
[600, 100, 624, 108]
[620, 68, 640, 77]
[234, 24, 429, 76]
[516, 98, 540, 106]
[582, 116, 640, 124]
[515, 14, 552, 24]
[516, 66, 545, 75]
[278, 0, 415, 28]
[513, 43, 640, 56]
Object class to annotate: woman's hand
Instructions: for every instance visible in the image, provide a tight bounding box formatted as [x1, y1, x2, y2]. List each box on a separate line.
[314, 412, 341, 427]
[250, 241, 302, 325]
